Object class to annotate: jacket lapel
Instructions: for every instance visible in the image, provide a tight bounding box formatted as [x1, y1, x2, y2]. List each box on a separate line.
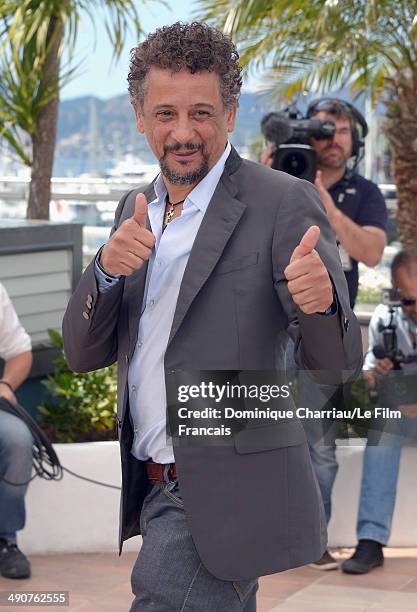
[125, 183, 156, 357]
[168, 160, 246, 346]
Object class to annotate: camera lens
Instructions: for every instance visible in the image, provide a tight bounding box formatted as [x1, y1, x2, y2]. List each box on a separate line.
[273, 144, 317, 183]
[281, 152, 307, 177]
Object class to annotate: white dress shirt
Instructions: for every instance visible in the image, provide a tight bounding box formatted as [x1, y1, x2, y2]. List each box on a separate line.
[0, 282, 31, 361]
[95, 143, 231, 462]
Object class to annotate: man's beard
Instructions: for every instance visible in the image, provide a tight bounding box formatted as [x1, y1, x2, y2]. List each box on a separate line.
[318, 145, 348, 169]
[159, 142, 209, 184]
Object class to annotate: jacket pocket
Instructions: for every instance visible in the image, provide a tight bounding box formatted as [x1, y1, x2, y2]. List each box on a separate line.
[213, 251, 259, 276]
[234, 420, 305, 454]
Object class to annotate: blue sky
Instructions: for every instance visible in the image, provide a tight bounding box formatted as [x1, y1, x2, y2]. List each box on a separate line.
[61, 1, 228, 100]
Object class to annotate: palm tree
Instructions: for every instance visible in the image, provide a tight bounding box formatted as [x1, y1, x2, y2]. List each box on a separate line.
[198, 0, 417, 246]
[0, 0, 146, 219]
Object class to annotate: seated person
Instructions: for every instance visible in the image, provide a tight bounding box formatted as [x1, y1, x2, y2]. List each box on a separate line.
[0, 281, 33, 579]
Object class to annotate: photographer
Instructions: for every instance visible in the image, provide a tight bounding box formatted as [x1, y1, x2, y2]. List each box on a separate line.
[341, 247, 417, 574]
[0, 281, 33, 579]
[362, 247, 417, 385]
[261, 98, 388, 308]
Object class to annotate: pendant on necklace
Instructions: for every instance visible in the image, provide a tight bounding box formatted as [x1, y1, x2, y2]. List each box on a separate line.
[163, 203, 175, 231]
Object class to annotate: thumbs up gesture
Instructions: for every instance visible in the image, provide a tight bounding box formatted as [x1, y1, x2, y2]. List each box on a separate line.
[284, 226, 333, 314]
[100, 193, 156, 276]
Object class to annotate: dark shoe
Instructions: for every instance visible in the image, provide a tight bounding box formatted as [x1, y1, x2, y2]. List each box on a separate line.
[309, 550, 338, 570]
[342, 539, 384, 574]
[0, 539, 31, 579]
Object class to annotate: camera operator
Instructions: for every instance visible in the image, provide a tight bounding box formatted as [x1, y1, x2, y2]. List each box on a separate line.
[0, 281, 33, 579]
[261, 98, 388, 308]
[341, 247, 417, 575]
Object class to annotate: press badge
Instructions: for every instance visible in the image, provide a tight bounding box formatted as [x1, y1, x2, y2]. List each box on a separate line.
[337, 241, 352, 271]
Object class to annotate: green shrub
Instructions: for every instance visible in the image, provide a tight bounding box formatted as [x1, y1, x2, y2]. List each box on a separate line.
[291, 373, 377, 439]
[356, 284, 383, 305]
[38, 330, 118, 443]
[339, 375, 378, 438]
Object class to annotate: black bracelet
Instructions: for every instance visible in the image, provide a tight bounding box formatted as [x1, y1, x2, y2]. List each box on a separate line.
[0, 380, 14, 393]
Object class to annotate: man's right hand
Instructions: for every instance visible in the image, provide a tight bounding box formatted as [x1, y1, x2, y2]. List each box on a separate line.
[100, 193, 156, 276]
[259, 144, 274, 168]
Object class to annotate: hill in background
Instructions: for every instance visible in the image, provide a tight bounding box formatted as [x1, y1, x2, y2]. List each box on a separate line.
[55, 91, 272, 176]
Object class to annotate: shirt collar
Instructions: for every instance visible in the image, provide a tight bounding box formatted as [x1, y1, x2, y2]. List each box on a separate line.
[150, 142, 231, 213]
[328, 169, 357, 193]
[152, 173, 167, 205]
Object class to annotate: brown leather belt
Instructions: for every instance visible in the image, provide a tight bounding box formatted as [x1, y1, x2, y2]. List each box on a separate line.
[146, 460, 177, 483]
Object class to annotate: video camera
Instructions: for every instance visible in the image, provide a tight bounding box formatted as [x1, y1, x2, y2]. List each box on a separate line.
[260, 105, 335, 183]
[373, 288, 417, 370]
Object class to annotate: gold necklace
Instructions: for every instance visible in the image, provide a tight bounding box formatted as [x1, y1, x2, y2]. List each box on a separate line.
[163, 197, 185, 231]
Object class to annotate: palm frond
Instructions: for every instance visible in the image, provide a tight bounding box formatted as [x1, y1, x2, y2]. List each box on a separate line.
[0, 0, 155, 167]
[197, 0, 417, 101]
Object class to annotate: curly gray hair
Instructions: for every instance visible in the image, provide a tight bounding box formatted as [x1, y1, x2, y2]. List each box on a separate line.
[127, 21, 242, 110]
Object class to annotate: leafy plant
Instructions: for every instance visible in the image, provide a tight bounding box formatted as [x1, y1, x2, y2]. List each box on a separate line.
[341, 375, 378, 439]
[291, 373, 378, 439]
[356, 284, 384, 305]
[38, 329, 118, 443]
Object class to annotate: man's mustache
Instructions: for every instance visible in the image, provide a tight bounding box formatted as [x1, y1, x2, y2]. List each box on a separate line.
[163, 142, 203, 154]
[323, 143, 343, 153]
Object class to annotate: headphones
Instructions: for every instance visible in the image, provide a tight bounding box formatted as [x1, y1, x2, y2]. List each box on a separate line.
[306, 97, 368, 159]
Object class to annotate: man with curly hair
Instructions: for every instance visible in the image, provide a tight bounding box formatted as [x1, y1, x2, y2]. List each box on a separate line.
[63, 22, 362, 611]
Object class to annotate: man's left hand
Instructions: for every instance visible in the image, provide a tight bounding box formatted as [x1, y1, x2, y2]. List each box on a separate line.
[284, 226, 333, 314]
[315, 170, 337, 217]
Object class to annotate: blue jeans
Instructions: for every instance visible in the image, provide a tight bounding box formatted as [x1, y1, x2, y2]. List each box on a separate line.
[356, 443, 401, 544]
[356, 415, 417, 544]
[130, 473, 258, 611]
[298, 372, 341, 524]
[0, 409, 33, 544]
[302, 385, 416, 545]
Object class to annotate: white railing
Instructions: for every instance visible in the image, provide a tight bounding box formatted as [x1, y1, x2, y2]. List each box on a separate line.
[0, 175, 149, 202]
[0, 177, 398, 260]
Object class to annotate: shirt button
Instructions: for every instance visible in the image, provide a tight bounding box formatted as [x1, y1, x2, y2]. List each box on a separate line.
[137, 341, 143, 348]
[149, 299, 155, 306]
[131, 385, 136, 392]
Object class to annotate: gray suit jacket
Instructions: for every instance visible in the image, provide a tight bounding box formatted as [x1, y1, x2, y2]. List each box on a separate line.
[62, 147, 362, 580]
